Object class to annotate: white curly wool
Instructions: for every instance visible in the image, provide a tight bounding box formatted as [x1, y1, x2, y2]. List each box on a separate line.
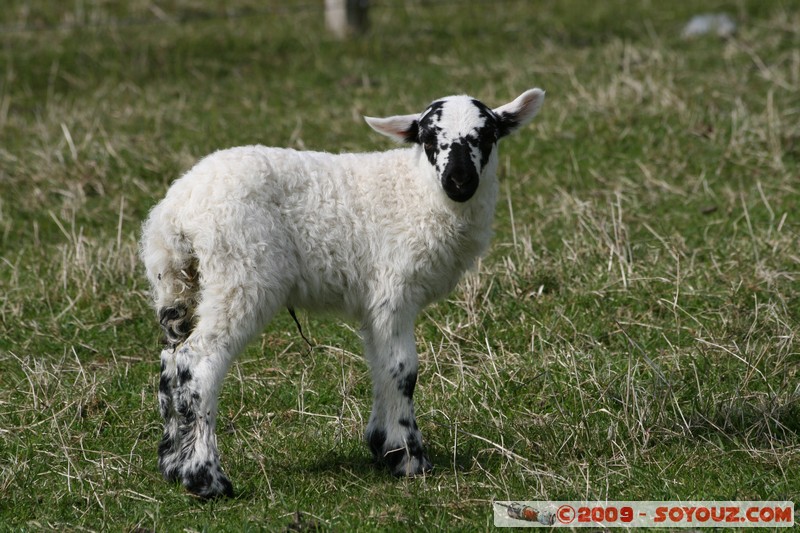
[140, 89, 545, 498]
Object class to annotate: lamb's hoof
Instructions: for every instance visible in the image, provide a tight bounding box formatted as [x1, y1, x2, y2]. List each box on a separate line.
[367, 427, 433, 477]
[389, 451, 433, 477]
[181, 464, 234, 499]
[376, 442, 433, 477]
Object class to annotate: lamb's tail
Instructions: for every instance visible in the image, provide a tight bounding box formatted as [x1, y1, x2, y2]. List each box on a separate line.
[140, 203, 199, 348]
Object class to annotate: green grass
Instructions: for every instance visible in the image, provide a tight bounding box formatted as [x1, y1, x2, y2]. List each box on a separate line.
[1, 0, 798, 530]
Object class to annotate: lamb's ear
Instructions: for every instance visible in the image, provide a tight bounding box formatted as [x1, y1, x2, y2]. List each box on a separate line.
[364, 114, 420, 143]
[493, 88, 545, 138]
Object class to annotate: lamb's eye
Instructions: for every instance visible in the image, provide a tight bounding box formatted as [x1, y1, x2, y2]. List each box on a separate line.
[423, 142, 434, 152]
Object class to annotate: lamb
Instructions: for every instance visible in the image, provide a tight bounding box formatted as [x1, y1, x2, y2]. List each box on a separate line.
[140, 88, 545, 498]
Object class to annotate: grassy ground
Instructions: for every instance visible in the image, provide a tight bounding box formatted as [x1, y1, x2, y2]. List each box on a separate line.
[1, 0, 798, 530]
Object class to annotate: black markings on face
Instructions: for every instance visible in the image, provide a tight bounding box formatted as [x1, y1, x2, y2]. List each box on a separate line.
[415, 96, 501, 202]
[470, 99, 501, 167]
[418, 101, 445, 167]
[403, 121, 419, 144]
[496, 110, 521, 139]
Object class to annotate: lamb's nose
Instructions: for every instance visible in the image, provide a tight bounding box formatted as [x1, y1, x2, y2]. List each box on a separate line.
[443, 142, 477, 185]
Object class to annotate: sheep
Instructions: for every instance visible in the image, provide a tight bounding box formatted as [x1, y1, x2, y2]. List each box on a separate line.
[140, 88, 545, 498]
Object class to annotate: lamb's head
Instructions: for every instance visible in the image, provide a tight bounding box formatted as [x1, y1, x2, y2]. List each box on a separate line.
[365, 89, 545, 202]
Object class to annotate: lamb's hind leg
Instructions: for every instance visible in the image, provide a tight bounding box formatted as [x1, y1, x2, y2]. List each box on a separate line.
[157, 329, 234, 497]
[363, 313, 433, 476]
[157, 302, 195, 482]
[171, 339, 234, 498]
[158, 347, 182, 482]
[169, 281, 285, 499]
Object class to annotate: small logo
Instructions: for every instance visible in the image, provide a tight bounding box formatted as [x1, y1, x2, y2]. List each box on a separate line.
[496, 502, 556, 525]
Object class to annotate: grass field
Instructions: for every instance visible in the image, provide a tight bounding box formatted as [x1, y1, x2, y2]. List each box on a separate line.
[1, 0, 798, 530]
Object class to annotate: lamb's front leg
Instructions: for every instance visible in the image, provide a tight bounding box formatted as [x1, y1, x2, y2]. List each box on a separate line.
[363, 317, 433, 476]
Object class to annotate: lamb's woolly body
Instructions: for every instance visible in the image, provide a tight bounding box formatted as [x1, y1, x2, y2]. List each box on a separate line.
[141, 90, 544, 498]
[143, 145, 498, 358]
